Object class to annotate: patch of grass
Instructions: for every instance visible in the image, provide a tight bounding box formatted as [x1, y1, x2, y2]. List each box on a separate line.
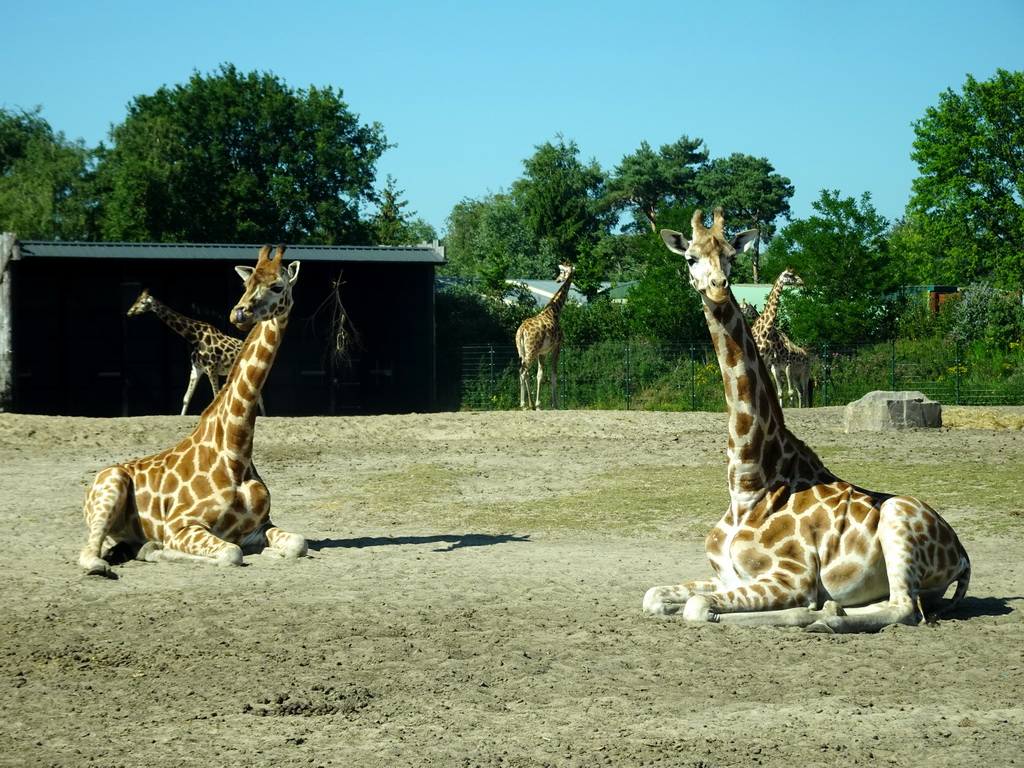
[463, 465, 724, 538]
[826, 459, 1022, 536]
[310, 455, 1020, 542]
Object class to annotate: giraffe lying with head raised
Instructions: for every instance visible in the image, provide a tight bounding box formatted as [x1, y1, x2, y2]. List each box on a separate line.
[515, 263, 575, 410]
[128, 290, 263, 416]
[644, 209, 969, 633]
[80, 245, 306, 576]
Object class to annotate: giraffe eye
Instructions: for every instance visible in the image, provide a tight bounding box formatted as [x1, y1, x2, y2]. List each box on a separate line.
[269, 283, 285, 293]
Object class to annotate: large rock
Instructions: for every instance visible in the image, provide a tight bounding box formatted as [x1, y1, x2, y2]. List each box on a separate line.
[843, 391, 942, 432]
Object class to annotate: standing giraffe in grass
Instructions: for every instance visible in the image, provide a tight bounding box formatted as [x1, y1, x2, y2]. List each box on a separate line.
[516, 263, 575, 410]
[80, 245, 305, 576]
[643, 209, 969, 632]
[750, 269, 811, 408]
[127, 290, 263, 416]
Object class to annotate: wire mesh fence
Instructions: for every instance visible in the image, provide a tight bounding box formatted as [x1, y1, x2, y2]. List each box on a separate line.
[459, 339, 1024, 411]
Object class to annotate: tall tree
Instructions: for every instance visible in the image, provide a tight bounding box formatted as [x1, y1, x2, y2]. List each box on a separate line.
[441, 193, 547, 282]
[696, 153, 794, 282]
[95, 64, 389, 244]
[512, 136, 610, 265]
[761, 190, 902, 345]
[906, 69, 1024, 291]
[0, 107, 94, 240]
[606, 136, 708, 233]
[370, 175, 436, 246]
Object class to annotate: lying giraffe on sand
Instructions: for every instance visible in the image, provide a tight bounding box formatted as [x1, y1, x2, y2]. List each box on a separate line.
[128, 290, 263, 416]
[644, 209, 969, 633]
[80, 245, 306, 576]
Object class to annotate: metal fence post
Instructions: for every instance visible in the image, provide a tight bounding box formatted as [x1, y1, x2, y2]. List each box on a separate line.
[690, 343, 697, 411]
[822, 342, 829, 406]
[624, 342, 631, 410]
[488, 344, 495, 408]
[955, 338, 962, 405]
[890, 339, 897, 391]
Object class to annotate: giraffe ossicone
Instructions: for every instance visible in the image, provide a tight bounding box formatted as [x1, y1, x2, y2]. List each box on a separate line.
[515, 263, 575, 410]
[645, 208, 969, 633]
[80, 244, 306, 576]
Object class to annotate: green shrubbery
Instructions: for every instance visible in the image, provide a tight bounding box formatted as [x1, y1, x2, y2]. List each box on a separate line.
[442, 279, 1024, 411]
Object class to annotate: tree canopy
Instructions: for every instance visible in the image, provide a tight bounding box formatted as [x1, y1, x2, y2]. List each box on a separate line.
[905, 68, 1024, 291]
[369, 175, 437, 246]
[511, 136, 612, 268]
[605, 136, 707, 233]
[696, 154, 794, 282]
[0, 107, 94, 240]
[95, 64, 390, 244]
[762, 190, 903, 345]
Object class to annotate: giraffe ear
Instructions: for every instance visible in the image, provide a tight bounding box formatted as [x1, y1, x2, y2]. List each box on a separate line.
[286, 261, 301, 284]
[235, 265, 255, 282]
[731, 229, 759, 253]
[660, 229, 691, 256]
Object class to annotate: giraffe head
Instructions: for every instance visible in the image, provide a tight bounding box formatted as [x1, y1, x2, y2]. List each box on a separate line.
[776, 268, 804, 288]
[127, 289, 155, 316]
[661, 208, 758, 305]
[556, 263, 574, 282]
[231, 244, 300, 331]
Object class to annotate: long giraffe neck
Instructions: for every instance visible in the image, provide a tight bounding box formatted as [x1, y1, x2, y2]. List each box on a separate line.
[146, 298, 206, 345]
[199, 312, 289, 459]
[545, 274, 574, 321]
[751, 275, 785, 344]
[703, 294, 797, 506]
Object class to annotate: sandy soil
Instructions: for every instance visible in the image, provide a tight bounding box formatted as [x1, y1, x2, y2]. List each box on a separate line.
[1, 407, 1022, 767]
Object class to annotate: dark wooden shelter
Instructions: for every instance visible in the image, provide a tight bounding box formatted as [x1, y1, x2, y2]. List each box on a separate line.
[0, 235, 445, 416]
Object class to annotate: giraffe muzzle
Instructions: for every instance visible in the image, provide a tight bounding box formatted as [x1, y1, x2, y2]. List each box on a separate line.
[231, 307, 254, 330]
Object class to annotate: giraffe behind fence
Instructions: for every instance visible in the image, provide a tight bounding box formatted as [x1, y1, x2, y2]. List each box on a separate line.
[515, 263, 575, 410]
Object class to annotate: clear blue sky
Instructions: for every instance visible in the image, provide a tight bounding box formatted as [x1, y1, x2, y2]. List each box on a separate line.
[7, 0, 1023, 237]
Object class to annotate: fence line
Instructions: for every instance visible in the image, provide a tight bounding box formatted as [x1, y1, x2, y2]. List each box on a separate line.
[459, 339, 1024, 411]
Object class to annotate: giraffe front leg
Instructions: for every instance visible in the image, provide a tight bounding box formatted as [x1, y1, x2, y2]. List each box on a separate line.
[181, 365, 203, 415]
[258, 524, 308, 559]
[148, 524, 244, 567]
[80, 466, 134, 576]
[682, 594, 847, 628]
[643, 579, 723, 615]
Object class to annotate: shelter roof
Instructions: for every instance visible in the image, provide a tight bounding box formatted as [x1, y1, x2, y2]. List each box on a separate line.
[12, 240, 445, 264]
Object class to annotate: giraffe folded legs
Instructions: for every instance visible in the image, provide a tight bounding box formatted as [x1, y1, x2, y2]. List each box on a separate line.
[644, 581, 844, 628]
[240, 522, 308, 559]
[80, 466, 134, 576]
[146, 525, 245, 567]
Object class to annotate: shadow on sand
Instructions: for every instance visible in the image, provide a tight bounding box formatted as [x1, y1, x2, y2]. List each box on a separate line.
[309, 533, 531, 553]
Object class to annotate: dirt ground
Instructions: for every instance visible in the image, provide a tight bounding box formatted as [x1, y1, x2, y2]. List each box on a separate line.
[1, 406, 1022, 767]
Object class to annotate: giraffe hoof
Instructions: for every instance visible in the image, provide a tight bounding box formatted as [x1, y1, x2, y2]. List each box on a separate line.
[821, 600, 847, 618]
[216, 545, 244, 567]
[137, 541, 164, 562]
[83, 560, 111, 577]
[803, 620, 836, 635]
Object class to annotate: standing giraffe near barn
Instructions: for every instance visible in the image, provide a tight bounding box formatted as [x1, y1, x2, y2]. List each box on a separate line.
[127, 290, 264, 416]
[515, 263, 575, 410]
[79, 245, 305, 576]
[750, 269, 812, 408]
[644, 209, 969, 633]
